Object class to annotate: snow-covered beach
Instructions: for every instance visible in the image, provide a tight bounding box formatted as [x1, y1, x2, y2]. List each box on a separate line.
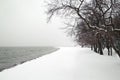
[0, 47, 120, 80]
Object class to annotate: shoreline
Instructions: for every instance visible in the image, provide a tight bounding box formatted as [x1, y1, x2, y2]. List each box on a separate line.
[0, 47, 59, 72]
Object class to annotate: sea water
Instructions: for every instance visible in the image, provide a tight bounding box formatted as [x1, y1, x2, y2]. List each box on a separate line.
[0, 47, 59, 72]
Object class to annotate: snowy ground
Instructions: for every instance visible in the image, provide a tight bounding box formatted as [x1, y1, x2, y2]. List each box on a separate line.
[0, 47, 120, 80]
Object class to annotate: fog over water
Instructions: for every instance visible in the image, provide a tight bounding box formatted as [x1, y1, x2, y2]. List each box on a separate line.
[0, 0, 75, 47]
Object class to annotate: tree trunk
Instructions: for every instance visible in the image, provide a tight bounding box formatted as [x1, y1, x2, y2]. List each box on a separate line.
[110, 47, 112, 56]
[98, 41, 103, 55]
[93, 44, 98, 53]
[111, 40, 120, 57]
[107, 47, 111, 56]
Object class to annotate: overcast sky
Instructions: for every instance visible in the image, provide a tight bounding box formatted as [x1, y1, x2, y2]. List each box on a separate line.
[0, 0, 75, 47]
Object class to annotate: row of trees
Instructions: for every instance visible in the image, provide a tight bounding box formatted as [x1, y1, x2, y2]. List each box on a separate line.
[46, 0, 120, 57]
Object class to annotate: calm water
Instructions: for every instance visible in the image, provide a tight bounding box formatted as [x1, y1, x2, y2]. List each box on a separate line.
[0, 47, 59, 72]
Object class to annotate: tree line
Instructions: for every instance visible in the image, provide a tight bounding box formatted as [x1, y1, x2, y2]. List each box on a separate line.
[46, 0, 120, 57]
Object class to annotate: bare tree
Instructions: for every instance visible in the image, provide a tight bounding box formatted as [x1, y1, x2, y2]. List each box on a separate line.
[46, 0, 120, 57]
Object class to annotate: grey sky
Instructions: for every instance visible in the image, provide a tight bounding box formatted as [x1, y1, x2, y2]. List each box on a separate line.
[0, 0, 75, 47]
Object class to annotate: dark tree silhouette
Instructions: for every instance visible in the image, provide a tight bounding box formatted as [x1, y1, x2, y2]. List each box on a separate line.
[46, 0, 120, 57]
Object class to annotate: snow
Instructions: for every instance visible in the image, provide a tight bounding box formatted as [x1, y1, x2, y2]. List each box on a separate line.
[0, 47, 120, 80]
[114, 29, 120, 31]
